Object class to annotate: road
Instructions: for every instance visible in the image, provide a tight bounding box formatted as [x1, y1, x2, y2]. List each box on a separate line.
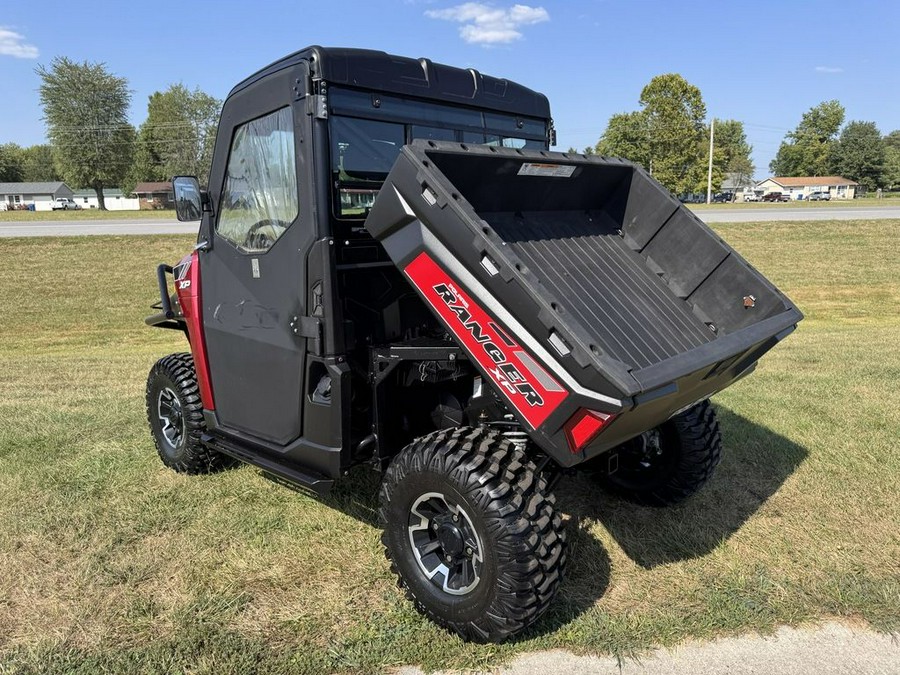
[693, 205, 900, 223]
[0, 218, 198, 237]
[1, 206, 899, 238]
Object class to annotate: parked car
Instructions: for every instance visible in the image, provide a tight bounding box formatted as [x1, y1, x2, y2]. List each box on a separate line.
[743, 192, 760, 202]
[762, 192, 790, 203]
[808, 191, 831, 201]
[712, 192, 734, 203]
[51, 198, 81, 210]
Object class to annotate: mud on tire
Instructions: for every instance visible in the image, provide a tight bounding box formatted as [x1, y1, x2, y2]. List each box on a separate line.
[379, 426, 566, 642]
[146, 353, 233, 474]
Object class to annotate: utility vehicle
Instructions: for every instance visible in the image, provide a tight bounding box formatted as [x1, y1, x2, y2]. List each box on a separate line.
[145, 46, 802, 642]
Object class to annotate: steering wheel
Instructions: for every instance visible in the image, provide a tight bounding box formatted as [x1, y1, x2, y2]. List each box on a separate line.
[243, 219, 288, 251]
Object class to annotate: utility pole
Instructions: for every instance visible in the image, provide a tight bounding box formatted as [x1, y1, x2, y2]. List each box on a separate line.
[706, 117, 715, 204]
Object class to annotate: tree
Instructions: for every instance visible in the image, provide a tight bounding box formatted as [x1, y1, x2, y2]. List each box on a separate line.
[769, 100, 844, 176]
[882, 131, 900, 191]
[566, 146, 595, 155]
[22, 145, 61, 182]
[640, 74, 708, 194]
[828, 121, 884, 191]
[0, 143, 25, 182]
[595, 111, 649, 167]
[714, 119, 754, 187]
[594, 75, 709, 194]
[126, 84, 221, 192]
[36, 57, 134, 209]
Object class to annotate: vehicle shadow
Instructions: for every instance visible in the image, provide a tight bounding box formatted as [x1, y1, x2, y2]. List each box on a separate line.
[261, 406, 804, 636]
[555, 406, 809, 569]
[262, 466, 383, 527]
[264, 463, 612, 638]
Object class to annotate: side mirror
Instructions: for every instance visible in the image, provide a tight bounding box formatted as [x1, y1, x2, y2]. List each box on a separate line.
[172, 176, 203, 222]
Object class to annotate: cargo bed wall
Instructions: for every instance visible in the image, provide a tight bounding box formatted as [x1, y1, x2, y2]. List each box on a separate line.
[366, 141, 801, 402]
[429, 150, 789, 337]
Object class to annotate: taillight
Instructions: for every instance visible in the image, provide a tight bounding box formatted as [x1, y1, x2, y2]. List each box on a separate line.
[564, 409, 616, 453]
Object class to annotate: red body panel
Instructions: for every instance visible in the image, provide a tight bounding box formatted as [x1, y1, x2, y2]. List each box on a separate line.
[174, 252, 215, 410]
[405, 252, 568, 429]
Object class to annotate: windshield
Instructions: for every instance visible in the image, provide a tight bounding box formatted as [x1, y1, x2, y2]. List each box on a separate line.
[329, 89, 547, 218]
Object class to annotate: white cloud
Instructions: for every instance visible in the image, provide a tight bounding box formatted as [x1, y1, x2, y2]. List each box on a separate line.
[0, 27, 38, 59]
[814, 66, 844, 74]
[426, 3, 549, 45]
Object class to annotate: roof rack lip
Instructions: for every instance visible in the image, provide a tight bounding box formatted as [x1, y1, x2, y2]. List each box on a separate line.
[226, 46, 550, 119]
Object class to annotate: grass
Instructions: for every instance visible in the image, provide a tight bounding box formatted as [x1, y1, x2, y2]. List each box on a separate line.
[0, 209, 176, 222]
[0, 221, 898, 673]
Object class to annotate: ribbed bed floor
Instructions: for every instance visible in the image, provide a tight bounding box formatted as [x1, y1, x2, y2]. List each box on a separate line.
[486, 210, 714, 370]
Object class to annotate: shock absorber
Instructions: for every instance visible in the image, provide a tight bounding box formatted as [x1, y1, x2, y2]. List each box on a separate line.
[495, 414, 529, 452]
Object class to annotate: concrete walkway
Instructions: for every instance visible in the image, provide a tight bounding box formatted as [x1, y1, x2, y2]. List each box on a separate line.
[396, 622, 899, 675]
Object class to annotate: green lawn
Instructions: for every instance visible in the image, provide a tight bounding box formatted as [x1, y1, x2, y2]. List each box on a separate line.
[0, 222, 898, 674]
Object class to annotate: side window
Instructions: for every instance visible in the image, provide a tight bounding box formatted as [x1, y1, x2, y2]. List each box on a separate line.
[217, 106, 298, 253]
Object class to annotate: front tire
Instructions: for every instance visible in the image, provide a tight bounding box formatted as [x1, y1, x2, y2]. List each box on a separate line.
[146, 353, 232, 474]
[379, 427, 566, 642]
[598, 400, 722, 506]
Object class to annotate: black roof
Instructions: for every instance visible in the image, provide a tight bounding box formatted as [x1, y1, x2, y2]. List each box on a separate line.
[229, 46, 551, 119]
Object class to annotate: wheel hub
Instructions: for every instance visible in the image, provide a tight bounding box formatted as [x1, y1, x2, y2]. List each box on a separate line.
[436, 521, 465, 558]
[408, 492, 483, 595]
[157, 387, 185, 450]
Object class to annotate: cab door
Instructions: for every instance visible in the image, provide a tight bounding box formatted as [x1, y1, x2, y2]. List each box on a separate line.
[198, 63, 314, 445]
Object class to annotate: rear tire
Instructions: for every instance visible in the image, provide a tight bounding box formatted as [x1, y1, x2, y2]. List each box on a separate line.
[146, 353, 233, 474]
[379, 427, 566, 642]
[598, 400, 722, 506]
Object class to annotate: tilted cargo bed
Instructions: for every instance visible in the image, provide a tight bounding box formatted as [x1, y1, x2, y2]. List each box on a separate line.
[365, 141, 802, 464]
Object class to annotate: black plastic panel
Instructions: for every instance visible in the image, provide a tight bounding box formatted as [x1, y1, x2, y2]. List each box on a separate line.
[642, 210, 731, 298]
[689, 256, 787, 334]
[364, 141, 802, 463]
[230, 46, 551, 119]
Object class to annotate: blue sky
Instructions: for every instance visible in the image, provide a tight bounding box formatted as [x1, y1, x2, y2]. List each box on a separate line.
[1, 0, 897, 177]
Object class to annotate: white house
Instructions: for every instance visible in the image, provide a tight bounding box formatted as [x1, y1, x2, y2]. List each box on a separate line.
[0, 182, 74, 211]
[756, 176, 860, 200]
[72, 189, 140, 211]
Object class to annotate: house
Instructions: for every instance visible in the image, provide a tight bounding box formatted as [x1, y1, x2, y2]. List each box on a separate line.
[721, 172, 757, 202]
[721, 172, 755, 193]
[756, 176, 860, 200]
[72, 188, 140, 211]
[0, 182, 74, 211]
[133, 181, 175, 210]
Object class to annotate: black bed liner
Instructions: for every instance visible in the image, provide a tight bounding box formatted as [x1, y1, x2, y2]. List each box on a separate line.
[485, 209, 716, 370]
[365, 141, 802, 461]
